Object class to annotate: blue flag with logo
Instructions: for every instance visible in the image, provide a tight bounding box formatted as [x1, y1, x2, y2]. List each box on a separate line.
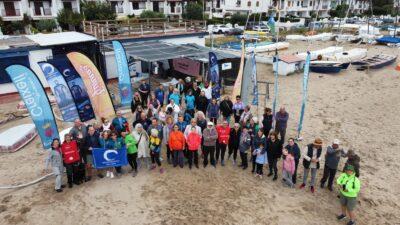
[209, 52, 221, 99]
[251, 52, 258, 105]
[272, 54, 279, 128]
[48, 56, 95, 122]
[6, 65, 59, 149]
[38, 62, 79, 122]
[297, 52, 311, 134]
[92, 147, 128, 169]
[112, 41, 133, 107]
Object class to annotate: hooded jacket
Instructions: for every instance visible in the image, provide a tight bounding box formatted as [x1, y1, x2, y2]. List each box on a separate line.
[61, 140, 80, 164]
[337, 172, 361, 198]
[168, 130, 185, 151]
[186, 132, 202, 151]
[216, 125, 230, 144]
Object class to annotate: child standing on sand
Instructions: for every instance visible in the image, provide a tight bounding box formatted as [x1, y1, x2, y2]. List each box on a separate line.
[253, 142, 267, 179]
[282, 149, 295, 188]
[149, 129, 164, 173]
[45, 138, 65, 193]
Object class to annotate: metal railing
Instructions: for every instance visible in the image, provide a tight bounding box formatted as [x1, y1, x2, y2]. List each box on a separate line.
[82, 19, 207, 41]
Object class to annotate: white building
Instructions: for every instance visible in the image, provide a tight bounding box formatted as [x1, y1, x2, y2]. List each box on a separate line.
[205, 0, 370, 18]
[107, 0, 183, 19]
[0, 0, 80, 21]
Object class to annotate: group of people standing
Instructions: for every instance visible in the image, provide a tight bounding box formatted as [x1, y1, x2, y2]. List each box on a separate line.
[44, 77, 361, 225]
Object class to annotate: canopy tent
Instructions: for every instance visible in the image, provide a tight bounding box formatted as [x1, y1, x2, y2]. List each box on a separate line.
[102, 41, 239, 62]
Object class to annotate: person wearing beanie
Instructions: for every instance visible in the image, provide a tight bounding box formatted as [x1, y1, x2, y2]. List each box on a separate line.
[149, 129, 163, 173]
[202, 121, 218, 168]
[336, 165, 361, 225]
[320, 139, 346, 191]
[300, 138, 323, 193]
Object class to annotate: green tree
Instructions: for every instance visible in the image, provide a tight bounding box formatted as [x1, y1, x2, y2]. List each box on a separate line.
[229, 14, 248, 25]
[329, 4, 349, 18]
[183, 2, 203, 20]
[81, 1, 116, 21]
[57, 9, 84, 31]
[139, 10, 165, 18]
[35, 19, 57, 32]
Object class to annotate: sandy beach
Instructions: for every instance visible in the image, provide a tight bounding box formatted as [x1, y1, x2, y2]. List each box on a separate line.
[0, 40, 399, 225]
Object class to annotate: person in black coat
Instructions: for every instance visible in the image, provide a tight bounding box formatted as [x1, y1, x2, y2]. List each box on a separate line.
[228, 123, 242, 164]
[196, 91, 209, 114]
[219, 96, 233, 123]
[266, 132, 283, 180]
[285, 138, 301, 184]
[262, 107, 273, 137]
[83, 126, 102, 181]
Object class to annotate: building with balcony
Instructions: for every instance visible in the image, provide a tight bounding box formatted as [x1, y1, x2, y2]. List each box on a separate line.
[0, 0, 80, 21]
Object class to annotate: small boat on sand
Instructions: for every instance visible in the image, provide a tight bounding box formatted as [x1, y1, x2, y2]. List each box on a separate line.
[352, 54, 397, 70]
[309, 61, 350, 74]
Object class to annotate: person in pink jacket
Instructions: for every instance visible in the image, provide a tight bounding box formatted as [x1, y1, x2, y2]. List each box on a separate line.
[282, 148, 295, 188]
[186, 127, 202, 169]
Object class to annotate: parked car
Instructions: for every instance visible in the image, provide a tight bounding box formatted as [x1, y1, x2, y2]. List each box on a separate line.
[252, 25, 270, 33]
[211, 24, 232, 34]
[224, 28, 244, 36]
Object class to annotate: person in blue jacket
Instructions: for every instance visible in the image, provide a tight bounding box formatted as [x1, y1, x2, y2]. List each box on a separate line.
[154, 84, 165, 107]
[207, 98, 220, 124]
[112, 110, 128, 136]
[185, 90, 196, 117]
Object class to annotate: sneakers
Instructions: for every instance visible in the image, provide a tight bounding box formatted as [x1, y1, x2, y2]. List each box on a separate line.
[106, 171, 111, 178]
[159, 168, 165, 174]
[310, 186, 315, 193]
[273, 176, 278, 181]
[97, 174, 104, 179]
[337, 214, 347, 221]
[150, 165, 156, 170]
[299, 183, 306, 189]
[56, 189, 63, 193]
[347, 220, 356, 225]
[328, 186, 334, 192]
[267, 172, 273, 177]
[320, 183, 325, 188]
[221, 161, 225, 166]
[110, 172, 114, 179]
[68, 183, 73, 188]
[132, 171, 137, 177]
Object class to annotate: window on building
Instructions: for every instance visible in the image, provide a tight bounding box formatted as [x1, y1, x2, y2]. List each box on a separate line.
[297, 1, 300, 6]
[132, 2, 139, 10]
[236, 0, 241, 7]
[247, 1, 251, 6]
[310, 1, 313, 6]
[170, 2, 176, 13]
[256, 1, 259, 6]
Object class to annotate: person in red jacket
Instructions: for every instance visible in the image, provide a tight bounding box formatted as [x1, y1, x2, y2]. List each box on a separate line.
[61, 133, 81, 188]
[186, 126, 202, 169]
[216, 120, 230, 166]
[168, 124, 186, 168]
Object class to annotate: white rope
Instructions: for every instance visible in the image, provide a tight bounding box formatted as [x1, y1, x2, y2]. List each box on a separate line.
[0, 173, 54, 189]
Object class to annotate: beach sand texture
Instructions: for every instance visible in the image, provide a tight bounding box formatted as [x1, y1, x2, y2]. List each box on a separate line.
[0, 40, 399, 225]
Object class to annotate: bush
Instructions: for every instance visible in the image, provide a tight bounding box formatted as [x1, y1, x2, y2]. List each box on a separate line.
[329, 4, 349, 18]
[206, 17, 224, 25]
[81, 1, 116, 21]
[229, 14, 247, 26]
[140, 10, 165, 19]
[35, 19, 57, 32]
[57, 9, 83, 31]
[127, 14, 135, 19]
[182, 2, 203, 20]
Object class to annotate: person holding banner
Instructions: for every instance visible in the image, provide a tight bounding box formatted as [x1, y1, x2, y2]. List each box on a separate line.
[83, 126, 103, 181]
[139, 80, 150, 108]
[169, 124, 186, 168]
[110, 131, 124, 176]
[133, 124, 150, 169]
[100, 130, 116, 179]
[44, 138, 65, 193]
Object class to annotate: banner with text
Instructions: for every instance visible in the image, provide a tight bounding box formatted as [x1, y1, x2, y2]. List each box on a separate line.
[48, 56, 95, 122]
[6, 64, 59, 149]
[112, 41, 133, 107]
[172, 58, 200, 76]
[67, 52, 115, 120]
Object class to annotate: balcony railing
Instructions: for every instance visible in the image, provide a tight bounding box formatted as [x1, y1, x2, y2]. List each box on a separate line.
[31, 7, 52, 17]
[0, 9, 21, 17]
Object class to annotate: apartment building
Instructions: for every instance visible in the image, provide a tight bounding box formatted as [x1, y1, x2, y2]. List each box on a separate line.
[205, 0, 370, 18]
[107, 0, 183, 19]
[0, 0, 80, 21]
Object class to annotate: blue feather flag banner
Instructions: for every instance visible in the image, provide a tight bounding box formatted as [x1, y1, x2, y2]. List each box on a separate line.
[6, 65, 59, 149]
[272, 55, 279, 124]
[251, 52, 258, 105]
[112, 41, 133, 107]
[209, 52, 221, 99]
[297, 53, 311, 134]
